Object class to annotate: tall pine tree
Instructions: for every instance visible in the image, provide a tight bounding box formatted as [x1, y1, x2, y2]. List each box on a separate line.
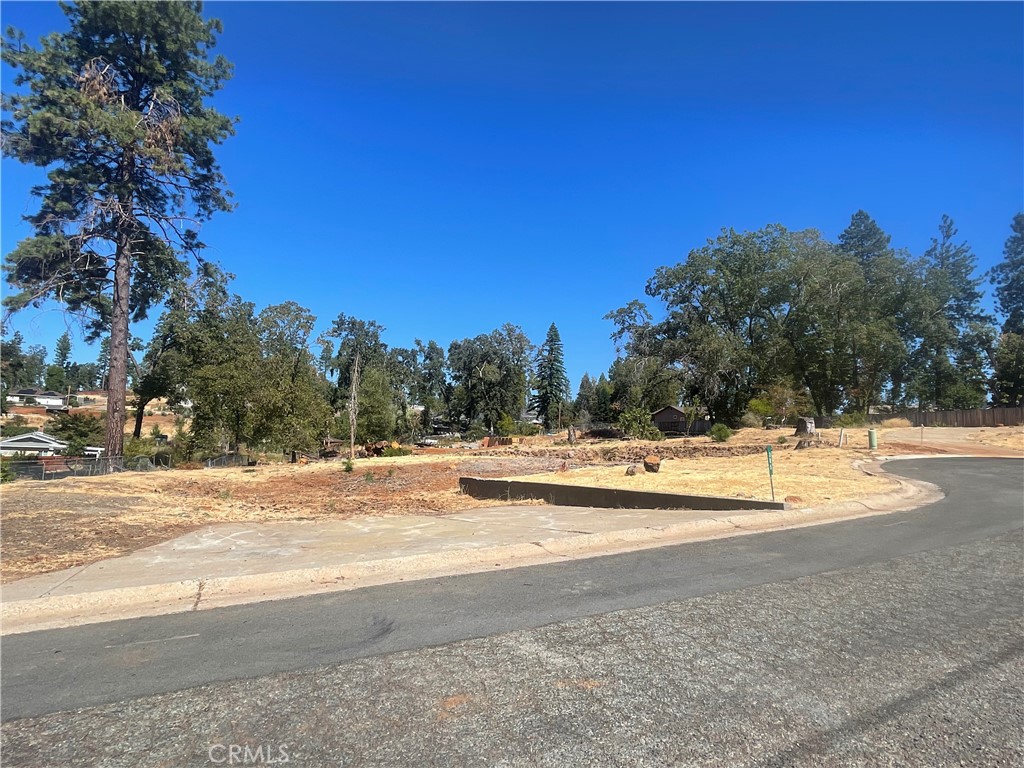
[2, 1, 235, 459]
[531, 323, 570, 430]
[909, 215, 991, 409]
[990, 213, 1024, 405]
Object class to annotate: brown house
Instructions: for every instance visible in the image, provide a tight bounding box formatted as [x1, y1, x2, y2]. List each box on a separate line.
[651, 406, 710, 435]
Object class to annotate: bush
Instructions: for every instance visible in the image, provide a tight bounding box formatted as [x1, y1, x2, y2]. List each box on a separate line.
[496, 413, 516, 437]
[709, 423, 732, 442]
[832, 412, 867, 428]
[880, 417, 913, 428]
[515, 421, 542, 437]
[464, 425, 487, 442]
[617, 407, 663, 441]
[777, 435, 788, 445]
[739, 411, 763, 429]
[0, 457, 15, 484]
[382, 446, 412, 457]
[342, 458, 354, 472]
[123, 437, 155, 460]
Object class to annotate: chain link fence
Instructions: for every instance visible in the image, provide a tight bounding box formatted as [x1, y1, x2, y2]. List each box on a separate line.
[3, 453, 251, 481]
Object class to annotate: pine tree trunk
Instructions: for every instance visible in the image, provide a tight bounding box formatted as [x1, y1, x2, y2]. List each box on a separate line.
[105, 243, 131, 463]
[104, 176, 134, 464]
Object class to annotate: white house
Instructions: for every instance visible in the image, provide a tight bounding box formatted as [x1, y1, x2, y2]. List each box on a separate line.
[6, 388, 67, 408]
[0, 431, 69, 456]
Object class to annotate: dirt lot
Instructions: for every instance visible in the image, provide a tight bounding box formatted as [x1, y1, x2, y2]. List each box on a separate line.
[508, 447, 895, 505]
[3, 425, 1020, 584]
[0, 455, 562, 583]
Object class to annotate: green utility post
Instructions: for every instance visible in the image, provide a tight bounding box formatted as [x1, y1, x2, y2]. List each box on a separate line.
[765, 445, 775, 502]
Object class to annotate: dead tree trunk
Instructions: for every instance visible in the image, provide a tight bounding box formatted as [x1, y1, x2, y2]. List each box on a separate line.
[348, 351, 360, 461]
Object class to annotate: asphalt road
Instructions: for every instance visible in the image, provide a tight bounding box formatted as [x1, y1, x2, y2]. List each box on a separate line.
[2, 457, 1022, 766]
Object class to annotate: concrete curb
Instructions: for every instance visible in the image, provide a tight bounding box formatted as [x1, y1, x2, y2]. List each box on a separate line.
[0, 461, 944, 635]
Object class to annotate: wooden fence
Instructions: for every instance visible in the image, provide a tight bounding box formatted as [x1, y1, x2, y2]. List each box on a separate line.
[905, 407, 1024, 428]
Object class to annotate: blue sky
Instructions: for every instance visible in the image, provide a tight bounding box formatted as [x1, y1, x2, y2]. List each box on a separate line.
[2, 1, 1022, 391]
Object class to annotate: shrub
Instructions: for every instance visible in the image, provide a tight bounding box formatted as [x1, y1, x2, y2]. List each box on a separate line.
[777, 435, 788, 445]
[739, 411, 763, 429]
[342, 458, 354, 473]
[496, 413, 516, 437]
[880, 417, 913, 428]
[382, 446, 411, 457]
[123, 437, 154, 460]
[832, 412, 867, 428]
[515, 421, 542, 437]
[464, 425, 487, 442]
[617, 406, 663, 441]
[709, 423, 732, 442]
[0, 457, 15, 484]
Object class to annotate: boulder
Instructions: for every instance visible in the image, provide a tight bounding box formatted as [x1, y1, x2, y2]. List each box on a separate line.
[794, 417, 816, 436]
[625, 464, 638, 476]
[784, 495, 804, 504]
[643, 455, 661, 473]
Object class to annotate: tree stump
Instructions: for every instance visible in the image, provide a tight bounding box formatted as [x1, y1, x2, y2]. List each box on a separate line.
[643, 455, 661, 473]
[794, 417, 816, 436]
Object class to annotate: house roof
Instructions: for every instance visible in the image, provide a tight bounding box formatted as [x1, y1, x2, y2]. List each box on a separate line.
[651, 405, 689, 418]
[13, 388, 40, 396]
[0, 431, 69, 449]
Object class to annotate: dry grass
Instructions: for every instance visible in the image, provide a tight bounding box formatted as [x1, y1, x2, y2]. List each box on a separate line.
[506, 445, 895, 506]
[880, 417, 914, 428]
[968, 427, 1024, 451]
[0, 454, 562, 582]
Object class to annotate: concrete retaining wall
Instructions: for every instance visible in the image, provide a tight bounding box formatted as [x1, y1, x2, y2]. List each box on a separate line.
[459, 477, 788, 511]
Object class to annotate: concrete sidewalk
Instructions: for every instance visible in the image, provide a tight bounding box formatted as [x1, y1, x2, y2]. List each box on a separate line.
[1, 461, 943, 634]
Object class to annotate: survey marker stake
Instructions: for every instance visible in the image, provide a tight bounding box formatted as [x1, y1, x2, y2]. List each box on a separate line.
[765, 445, 775, 502]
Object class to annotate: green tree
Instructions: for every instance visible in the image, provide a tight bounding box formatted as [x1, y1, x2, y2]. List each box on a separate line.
[129, 268, 227, 438]
[250, 301, 332, 451]
[54, 332, 72, 369]
[44, 364, 67, 393]
[1, 331, 27, 396]
[836, 211, 912, 413]
[185, 294, 261, 455]
[323, 314, 394, 442]
[574, 373, 596, 423]
[531, 323, 570, 429]
[352, 366, 396, 443]
[908, 215, 991, 409]
[2, 1, 236, 458]
[448, 325, 533, 432]
[990, 213, 1024, 405]
[991, 213, 1024, 336]
[48, 411, 106, 452]
[592, 373, 615, 424]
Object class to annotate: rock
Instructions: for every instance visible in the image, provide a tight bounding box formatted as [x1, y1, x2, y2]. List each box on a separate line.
[784, 495, 804, 504]
[794, 439, 817, 450]
[625, 464, 638, 476]
[794, 416, 816, 436]
[643, 455, 661, 473]
[557, 461, 569, 472]
[566, 451, 575, 459]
